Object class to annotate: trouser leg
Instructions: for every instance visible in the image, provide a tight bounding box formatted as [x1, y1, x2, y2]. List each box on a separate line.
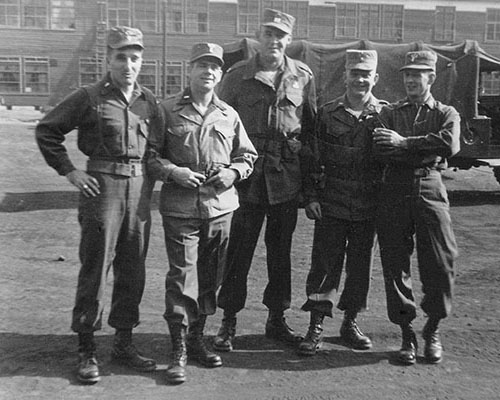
[197, 212, 233, 316]
[109, 175, 153, 329]
[72, 173, 124, 333]
[301, 216, 347, 317]
[217, 203, 265, 314]
[162, 216, 200, 328]
[415, 175, 457, 320]
[337, 219, 376, 313]
[377, 185, 417, 325]
[263, 200, 298, 312]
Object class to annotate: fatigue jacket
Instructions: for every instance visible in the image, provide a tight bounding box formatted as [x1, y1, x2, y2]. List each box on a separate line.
[147, 89, 257, 219]
[376, 95, 461, 169]
[218, 54, 317, 205]
[36, 73, 161, 175]
[305, 94, 386, 221]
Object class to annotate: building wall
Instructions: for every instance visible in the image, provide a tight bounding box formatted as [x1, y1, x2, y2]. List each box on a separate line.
[0, 0, 499, 107]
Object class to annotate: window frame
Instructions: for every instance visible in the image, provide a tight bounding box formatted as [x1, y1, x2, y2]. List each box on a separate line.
[335, 2, 404, 41]
[0, 56, 22, 93]
[434, 5, 456, 42]
[486, 8, 500, 42]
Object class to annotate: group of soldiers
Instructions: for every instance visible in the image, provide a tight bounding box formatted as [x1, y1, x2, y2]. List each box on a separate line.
[35, 7, 460, 387]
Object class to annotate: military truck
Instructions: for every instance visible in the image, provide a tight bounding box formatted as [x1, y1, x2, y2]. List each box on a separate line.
[222, 39, 500, 183]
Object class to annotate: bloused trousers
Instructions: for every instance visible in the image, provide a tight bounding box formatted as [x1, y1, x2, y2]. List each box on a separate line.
[217, 200, 298, 314]
[162, 213, 233, 327]
[71, 172, 153, 333]
[301, 216, 376, 317]
[376, 169, 458, 325]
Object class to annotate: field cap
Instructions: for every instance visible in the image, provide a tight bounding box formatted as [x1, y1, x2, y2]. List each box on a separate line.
[190, 42, 224, 66]
[345, 50, 378, 70]
[107, 26, 144, 49]
[400, 50, 437, 71]
[261, 8, 295, 35]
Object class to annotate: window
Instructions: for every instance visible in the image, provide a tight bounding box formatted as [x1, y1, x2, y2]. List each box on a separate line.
[0, 57, 21, 93]
[486, 8, 500, 42]
[134, 0, 157, 32]
[23, 0, 49, 29]
[24, 57, 49, 93]
[165, 0, 208, 34]
[238, 0, 259, 35]
[164, 61, 184, 96]
[434, 6, 455, 42]
[358, 4, 379, 39]
[79, 57, 103, 86]
[138, 60, 158, 94]
[107, 0, 131, 27]
[481, 71, 500, 96]
[0, 0, 75, 29]
[51, 0, 75, 29]
[186, 0, 208, 34]
[0, 0, 20, 27]
[335, 2, 403, 41]
[335, 3, 357, 38]
[381, 5, 403, 41]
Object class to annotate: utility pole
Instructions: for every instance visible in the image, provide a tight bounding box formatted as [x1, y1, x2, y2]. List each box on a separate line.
[162, 0, 167, 99]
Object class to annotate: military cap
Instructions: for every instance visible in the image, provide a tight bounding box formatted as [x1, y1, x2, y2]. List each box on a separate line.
[190, 42, 224, 66]
[107, 26, 144, 49]
[261, 8, 295, 35]
[345, 50, 378, 70]
[400, 50, 437, 71]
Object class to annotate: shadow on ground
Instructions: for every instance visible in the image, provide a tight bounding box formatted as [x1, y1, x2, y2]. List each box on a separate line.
[0, 332, 392, 384]
[1, 190, 500, 212]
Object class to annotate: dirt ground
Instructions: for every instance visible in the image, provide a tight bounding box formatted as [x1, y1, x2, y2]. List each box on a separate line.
[1, 106, 500, 400]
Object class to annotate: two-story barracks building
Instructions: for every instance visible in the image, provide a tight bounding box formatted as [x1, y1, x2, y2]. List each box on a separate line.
[0, 0, 499, 109]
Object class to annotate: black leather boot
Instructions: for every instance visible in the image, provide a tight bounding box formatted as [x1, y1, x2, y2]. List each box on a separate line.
[187, 315, 222, 368]
[397, 323, 418, 365]
[166, 323, 187, 384]
[111, 329, 156, 372]
[265, 310, 303, 344]
[422, 317, 443, 364]
[340, 312, 372, 350]
[297, 311, 324, 356]
[213, 313, 237, 352]
[77, 332, 100, 384]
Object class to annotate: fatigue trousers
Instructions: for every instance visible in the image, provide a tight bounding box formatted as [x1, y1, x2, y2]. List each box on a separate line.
[71, 172, 153, 333]
[376, 169, 458, 325]
[162, 212, 233, 327]
[217, 200, 298, 314]
[301, 216, 376, 317]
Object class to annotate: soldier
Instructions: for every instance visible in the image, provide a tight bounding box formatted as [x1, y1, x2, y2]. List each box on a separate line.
[373, 50, 460, 365]
[35, 26, 161, 383]
[214, 8, 317, 352]
[147, 43, 256, 384]
[298, 50, 386, 356]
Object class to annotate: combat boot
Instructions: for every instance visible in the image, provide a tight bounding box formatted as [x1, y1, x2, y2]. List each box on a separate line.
[340, 312, 372, 350]
[422, 317, 443, 364]
[265, 310, 303, 344]
[298, 311, 324, 356]
[213, 313, 237, 352]
[111, 329, 156, 372]
[397, 322, 418, 365]
[187, 315, 222, 368]
[166, 323, 187, 384]
[76, 332, 100, 384]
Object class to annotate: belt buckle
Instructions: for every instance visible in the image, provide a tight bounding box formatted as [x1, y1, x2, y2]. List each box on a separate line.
[130, 163, 137, 177]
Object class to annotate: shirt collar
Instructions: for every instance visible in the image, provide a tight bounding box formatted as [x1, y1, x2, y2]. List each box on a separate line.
[174, 87, 228, 112]
[242, 54, 296, 80]
[397, 94, 437, 110]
